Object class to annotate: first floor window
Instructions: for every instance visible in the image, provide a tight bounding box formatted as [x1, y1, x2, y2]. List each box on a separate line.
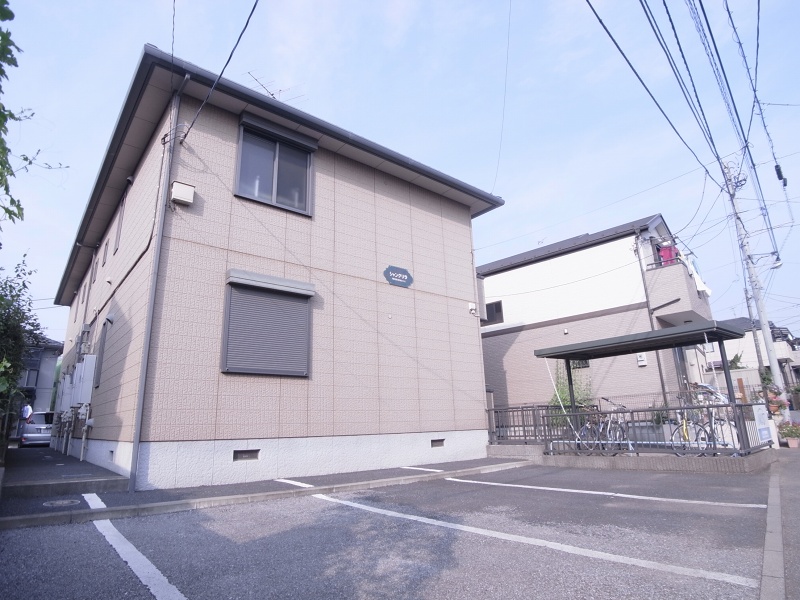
[221, 271, 315, 376]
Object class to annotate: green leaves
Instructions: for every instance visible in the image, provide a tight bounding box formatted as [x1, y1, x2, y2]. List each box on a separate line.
[0, 255, 42, 397]
[0, 2, 67, 232]
[0, 0, 22, 230]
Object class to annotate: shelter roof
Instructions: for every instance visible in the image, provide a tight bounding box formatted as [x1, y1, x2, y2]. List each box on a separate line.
[534, 320, 746, 361]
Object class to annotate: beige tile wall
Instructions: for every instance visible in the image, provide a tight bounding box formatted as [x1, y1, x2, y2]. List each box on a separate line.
[482, 305, 684, 406]
[138, 98, 486, 442]
[63, 109, 173, 442]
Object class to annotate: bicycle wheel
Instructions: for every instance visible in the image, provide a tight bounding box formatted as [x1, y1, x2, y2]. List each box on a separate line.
[712, 419, 738, 451]
[578, 423, 599, 454]
[600, 423, 623, 456]
[670, 425, 692, 456]
[694, 425, 711, 456]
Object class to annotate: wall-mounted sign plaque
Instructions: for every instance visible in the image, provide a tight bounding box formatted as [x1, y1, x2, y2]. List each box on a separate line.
[383, 266, 413, 288]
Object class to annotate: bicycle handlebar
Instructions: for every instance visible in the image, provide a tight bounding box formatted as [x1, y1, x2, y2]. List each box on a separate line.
[600, 397, 627, 410]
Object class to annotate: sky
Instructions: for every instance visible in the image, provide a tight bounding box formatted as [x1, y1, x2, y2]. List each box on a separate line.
[1, 0, 797, 346]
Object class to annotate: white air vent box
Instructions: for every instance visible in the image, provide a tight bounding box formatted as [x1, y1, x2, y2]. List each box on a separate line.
[170, 181, 195, 206]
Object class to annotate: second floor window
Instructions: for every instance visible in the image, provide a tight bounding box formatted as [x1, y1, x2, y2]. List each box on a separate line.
[237, 130, 311, 215]
[483, 300, 504, 326]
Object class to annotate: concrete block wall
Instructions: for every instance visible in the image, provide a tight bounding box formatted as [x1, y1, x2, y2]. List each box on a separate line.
[136, 430, 488, 490]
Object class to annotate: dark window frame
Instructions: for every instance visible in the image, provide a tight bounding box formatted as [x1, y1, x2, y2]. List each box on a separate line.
[23, 369, 39, 387]
[234, 115, 317, 217]
[482, 300, 504, 326]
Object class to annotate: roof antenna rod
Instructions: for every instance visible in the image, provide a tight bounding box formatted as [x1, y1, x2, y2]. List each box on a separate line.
[181, 0, 260, 145]
[248, 71, 277, 99]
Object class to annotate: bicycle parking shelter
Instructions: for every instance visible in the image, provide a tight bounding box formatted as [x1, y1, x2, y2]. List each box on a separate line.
[534, 319, 747, 413]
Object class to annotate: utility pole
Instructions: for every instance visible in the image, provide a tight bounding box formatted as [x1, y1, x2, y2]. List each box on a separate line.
[724, 163, 786, 401]
[744, 286, 770, 403]
[744, 287, 767, 378]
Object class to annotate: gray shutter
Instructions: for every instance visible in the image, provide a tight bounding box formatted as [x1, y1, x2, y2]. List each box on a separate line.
[224, 285, 310, 376]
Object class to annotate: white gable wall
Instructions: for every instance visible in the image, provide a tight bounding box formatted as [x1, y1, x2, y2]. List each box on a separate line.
[482, 235, 645, 332]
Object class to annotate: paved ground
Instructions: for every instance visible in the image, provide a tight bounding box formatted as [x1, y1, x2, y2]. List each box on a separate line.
[0, 447, 797, 599]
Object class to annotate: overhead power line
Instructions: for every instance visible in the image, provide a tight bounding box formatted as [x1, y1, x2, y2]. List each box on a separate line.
[181, 0, 260, 144]
[695, 0, 780, 257]
[638, 0, 719, 160]
[491, 0, 512, 195]
[583, 0, 721, 189]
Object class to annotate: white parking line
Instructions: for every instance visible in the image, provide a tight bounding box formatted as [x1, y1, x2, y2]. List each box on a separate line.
[445, 478, 767, 509]
[313, 493, 759, 589]
[94, 520, 187, 600]
[276, 478, 315, 488]
[82, 494, 186, 600]
[400, 466, 444, 472]
[82, 493, 106, 510]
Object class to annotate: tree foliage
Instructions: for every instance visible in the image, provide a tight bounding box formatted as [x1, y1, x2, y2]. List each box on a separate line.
[728, 351, 744, 370]
[548, 360, 594, 408]
[0, 0, 66, 232]
[0, 256, 41, 389]
[0, 0, 23, 228]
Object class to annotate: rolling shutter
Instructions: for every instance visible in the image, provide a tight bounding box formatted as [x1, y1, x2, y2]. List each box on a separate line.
[223, 285, 310, 376]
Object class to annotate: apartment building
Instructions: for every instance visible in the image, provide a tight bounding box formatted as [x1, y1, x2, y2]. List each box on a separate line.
[54, 46, 502, 490]
[478, 215, 714, 407]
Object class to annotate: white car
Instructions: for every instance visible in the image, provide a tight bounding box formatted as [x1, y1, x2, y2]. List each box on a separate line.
[19, 411, 54, 447]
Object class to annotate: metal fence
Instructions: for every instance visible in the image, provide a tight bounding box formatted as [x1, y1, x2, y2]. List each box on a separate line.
[488, 400, 773, 457]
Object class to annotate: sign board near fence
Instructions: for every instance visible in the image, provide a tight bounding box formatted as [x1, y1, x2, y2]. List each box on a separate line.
[753, 404, 772, 443]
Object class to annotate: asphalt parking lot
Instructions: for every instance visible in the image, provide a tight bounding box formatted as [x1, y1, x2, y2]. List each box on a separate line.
[2, 455, 793, 600]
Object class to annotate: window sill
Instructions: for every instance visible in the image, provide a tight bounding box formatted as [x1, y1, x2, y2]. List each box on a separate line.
[234, 192, 312, 218]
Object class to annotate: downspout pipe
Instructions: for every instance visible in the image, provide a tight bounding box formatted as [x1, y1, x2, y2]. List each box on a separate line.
[128, 84, 185, 492]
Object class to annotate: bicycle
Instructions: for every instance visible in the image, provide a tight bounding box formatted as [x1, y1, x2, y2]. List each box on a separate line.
[577, 413, 601, 455]
[596, 397, 632, 455]
[576, 398, 631, 456]
[670, 408, 710, 456]
[700, 404, 739, 455]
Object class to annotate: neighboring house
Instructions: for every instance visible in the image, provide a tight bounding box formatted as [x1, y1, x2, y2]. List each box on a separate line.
[708, 317, 800, 389]
[478, 215, 714, 407]
[18, 337, 63, 412]
[53, 46, 502, 490]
